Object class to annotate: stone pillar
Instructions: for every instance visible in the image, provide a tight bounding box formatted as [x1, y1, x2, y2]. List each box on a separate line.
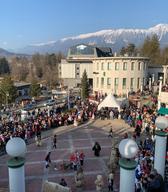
[8, 157, 25, 192]
[152, 74, 155, 83]
[158, 100, 161, 110]
[119, 158, 137, 192]
[149, 78, 152, 90]
[159, 77, 162, 96]
[154, 130, 167, 178]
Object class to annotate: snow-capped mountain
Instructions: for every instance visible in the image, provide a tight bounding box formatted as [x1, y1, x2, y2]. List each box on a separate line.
[17, 24, 168, 54]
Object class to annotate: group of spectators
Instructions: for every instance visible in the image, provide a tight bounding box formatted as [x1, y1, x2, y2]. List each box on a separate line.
[121, 104, 167, 191]
[0, 99, 97, 154]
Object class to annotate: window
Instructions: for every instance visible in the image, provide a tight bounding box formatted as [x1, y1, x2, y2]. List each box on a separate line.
[138, 62, 141, 70]
[122, 78, 127, 89]
[77, 67, 79, 70]
[101, 78, 104, 88]
[144, 63, 146, 70]
[123, 62, 127, 70]
[70, 45, 94, 55]
[101, 62, 104, 70]
[115, 62, 119, 70]
[97, 63, 99, 70]
[114, 78, 119, 89]
[131, 62, 134, 70]
[107, 62, 112, 70]
[107, 78, 111, 85]
[141, 62, 144, 70]
[130, 78, 134, 89]
[96, 77, 99, 87]
[76, 73, 79, 75]
[137, 78, 140, 89]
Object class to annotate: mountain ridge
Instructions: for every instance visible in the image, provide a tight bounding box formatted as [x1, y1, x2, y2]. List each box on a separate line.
[15, 24, 168, 54]
[0, 47, 30, 58]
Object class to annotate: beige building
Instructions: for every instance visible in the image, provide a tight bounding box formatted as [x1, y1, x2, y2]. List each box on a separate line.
[92, 57, 149, 96]
[60, 44, 112, 88]
[60, 44, 150, 96]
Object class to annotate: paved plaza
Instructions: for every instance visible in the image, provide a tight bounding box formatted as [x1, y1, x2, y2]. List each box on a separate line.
[0, 119, 133, 192]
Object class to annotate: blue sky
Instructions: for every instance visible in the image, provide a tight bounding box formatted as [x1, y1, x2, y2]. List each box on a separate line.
[0, 0, 168, 50]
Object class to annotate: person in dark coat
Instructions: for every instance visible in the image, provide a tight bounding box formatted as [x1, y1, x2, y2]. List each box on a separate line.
[59, 178, 67, 187]
[45, 151, 51, 168]
[53, 134, 57, 149]
[92, 142, 101, 157]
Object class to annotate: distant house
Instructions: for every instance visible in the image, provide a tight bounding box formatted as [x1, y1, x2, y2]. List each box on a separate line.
[14, 82, 31, 97]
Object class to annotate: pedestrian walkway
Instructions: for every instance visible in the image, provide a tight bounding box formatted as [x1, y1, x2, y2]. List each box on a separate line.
[0, 119, 133, 192]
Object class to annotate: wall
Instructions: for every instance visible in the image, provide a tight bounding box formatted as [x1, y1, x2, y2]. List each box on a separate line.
[92, 57, 149, 95]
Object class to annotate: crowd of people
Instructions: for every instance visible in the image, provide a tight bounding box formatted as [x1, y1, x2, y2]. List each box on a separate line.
[0, 99, 97, 154]
[1, 91, 168, 191]
[121, 104, 167, 191]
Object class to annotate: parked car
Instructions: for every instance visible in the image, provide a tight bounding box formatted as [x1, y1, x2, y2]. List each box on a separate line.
[23, 103, 36, 111]
[43, 99, 56, 106]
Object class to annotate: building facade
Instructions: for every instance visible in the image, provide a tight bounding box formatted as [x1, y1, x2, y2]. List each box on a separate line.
[92, 57, 149, 95]
[60, 44, 112, 88]
[60, 44, 151, 95]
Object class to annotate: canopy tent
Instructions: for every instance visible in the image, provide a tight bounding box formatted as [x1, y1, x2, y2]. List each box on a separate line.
[158, 107, 168, 115]
[98, 93, 121, 110]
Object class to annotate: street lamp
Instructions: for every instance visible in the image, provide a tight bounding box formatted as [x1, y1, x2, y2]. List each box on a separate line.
[119, 138, 138, 192]
[6, 137, 27, 192]
[67, 88, 70, 110]
[154, 116, 168, 178]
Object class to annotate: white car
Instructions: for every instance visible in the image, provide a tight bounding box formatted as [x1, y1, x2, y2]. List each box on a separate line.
[43, 99, 56, 107]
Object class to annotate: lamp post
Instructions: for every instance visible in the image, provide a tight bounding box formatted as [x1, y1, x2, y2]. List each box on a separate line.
[109, 137, 117, 173]
[67, 87, 70, 110]
[154, 116, 168, 178]
[140, 80, 143, 93]
[152, 74, 155, 83]
[158, 76, 163, 110]
[6, 137, 27, 192]
[119, 138, 138, 192]
[149, 77, 152, 91]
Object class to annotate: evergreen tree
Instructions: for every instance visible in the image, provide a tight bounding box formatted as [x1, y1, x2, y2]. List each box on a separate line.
[30, 80, 41, 97]
[0, 76, 16, 104]
[161, 47, 168, 65]
[125, 43, 137, 56]
[81, 70, 89, 100]
[120, 47, 126, 56]
[140, 35, 161, 65]
[0, 57, 10, 74]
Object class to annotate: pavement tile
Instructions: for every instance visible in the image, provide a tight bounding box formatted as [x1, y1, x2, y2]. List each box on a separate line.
[0, 119, 131, 191]
[57, 140, 70, 149]
[73, 139, 92, 148]
[26, 179, 42, 192]
[51, 149, 71, 160]
[83, 159, 103, 172]
[0, 165, 8, 179]
[25, 163, 44, 176]
[26, 151, 46, 162]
